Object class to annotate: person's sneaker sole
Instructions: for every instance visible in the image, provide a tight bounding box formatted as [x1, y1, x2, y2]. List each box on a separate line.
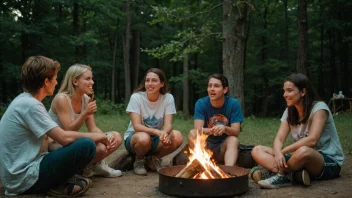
[301, 170, 310, 186]
[257, 181, 292, 189]
[104, 170, 123, 178]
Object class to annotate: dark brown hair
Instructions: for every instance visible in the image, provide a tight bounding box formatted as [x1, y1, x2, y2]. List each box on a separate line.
[285, 73, 321, 125]
[133, 68, 169, 94]
[21, 56, 61, 93]
[208, 73, 229, 88]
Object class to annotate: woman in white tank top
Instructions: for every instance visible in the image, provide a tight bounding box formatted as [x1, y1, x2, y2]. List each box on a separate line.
[49, 64, 123, 178]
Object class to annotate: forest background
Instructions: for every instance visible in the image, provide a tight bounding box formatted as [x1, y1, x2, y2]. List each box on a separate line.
[0, 0, 351, 118]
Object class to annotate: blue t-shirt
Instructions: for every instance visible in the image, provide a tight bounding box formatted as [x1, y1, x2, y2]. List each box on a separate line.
[194, 96, 244, 143]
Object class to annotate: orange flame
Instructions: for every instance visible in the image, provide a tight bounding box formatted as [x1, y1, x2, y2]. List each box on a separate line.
[187, 129, 229, 179]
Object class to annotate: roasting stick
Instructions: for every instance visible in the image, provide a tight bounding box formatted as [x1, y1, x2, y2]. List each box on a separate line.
[89, 90, 95, 102]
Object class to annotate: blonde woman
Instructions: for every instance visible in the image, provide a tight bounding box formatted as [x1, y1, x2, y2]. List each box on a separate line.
[49, 64, 122, 178]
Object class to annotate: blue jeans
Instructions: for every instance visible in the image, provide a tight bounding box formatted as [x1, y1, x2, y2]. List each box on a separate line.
[24, 138, 96, 194]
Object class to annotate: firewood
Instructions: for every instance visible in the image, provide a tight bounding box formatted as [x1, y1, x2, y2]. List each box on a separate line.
[209, 168, 230, 178]
[175, 159, 205, 178]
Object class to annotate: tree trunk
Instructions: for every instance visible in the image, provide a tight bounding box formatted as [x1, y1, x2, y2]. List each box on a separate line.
[222, 1, 236, 95]
[328, 30, 336, 95]
[296, 0, 308, 75]
[183, 54, 190, 119]
[131, 30, 141, 90]
[111, 31, 118, 102]
[318, 20, 324, 97]
[260, 5, 268, 117]
[222, 0, 248, 111]
[123, 0, 132, 100]
[282, 0, 289, 64]
[131, 5, 141, 90]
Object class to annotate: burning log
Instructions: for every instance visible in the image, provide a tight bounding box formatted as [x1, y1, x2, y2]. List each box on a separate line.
[175, 159, 205, 178]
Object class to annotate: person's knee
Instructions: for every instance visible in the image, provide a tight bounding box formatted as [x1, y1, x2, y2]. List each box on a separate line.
[251, 145, 264, 158]
[188, 129, 197, 147]
[293, 146, 313, 161]
[226, 136, 239, 146]
[172, 130, 184, 148]
[188, 129, 197, 139]
[134, 134, 152, 149]
[95, 143, 108, 157]
[110, 131, 123, 147]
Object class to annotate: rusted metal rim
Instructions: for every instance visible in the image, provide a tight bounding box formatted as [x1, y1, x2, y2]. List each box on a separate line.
[159, 165, 249, 197]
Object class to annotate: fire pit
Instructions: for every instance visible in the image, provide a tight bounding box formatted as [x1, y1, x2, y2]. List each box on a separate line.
[159, 165, 248, 197]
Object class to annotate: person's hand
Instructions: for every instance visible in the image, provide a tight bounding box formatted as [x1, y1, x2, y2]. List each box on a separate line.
[95, 133, 111, 150]
[274, 152, 287, 171]
[202, 128, 213, 136]
[85, 100, 97, 115]
[160, 130, 172, 145]
[210, 125, 226, 136]
[106, 133, 116, 150]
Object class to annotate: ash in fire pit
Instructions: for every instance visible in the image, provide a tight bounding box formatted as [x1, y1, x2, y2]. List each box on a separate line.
[159, 165, 248, 197]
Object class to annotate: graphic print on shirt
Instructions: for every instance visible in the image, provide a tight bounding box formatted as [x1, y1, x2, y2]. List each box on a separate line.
[207, 114, 229, 128]
[297, 130, 309, 140]
[143, 116, 163, 129]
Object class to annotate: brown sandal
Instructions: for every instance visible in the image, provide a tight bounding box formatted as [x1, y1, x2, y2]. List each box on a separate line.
[47, 176, 90, 197]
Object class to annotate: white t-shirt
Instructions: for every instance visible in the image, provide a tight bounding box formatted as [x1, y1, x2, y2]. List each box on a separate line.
[0, 93, 58, 195]
[124, 92, 176, 140]
[280, 101, 344, 166]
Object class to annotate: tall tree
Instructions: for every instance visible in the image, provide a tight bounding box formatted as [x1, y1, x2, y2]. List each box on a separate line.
[223, 0, 249, 110]
[123, 0, 132, 100]
[183, 54, 190, 118]
[296, 0, 308, 75]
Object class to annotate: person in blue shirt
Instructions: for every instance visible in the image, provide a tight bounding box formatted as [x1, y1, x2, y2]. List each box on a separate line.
[188, 73, 244, 166]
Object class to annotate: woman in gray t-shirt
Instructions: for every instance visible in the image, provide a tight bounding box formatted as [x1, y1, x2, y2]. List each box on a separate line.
[250, 73, 344, 189]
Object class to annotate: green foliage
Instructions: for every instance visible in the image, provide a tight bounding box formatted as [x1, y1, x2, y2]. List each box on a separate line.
[169, 69, 209, 91]
[96, 97, 128, 115]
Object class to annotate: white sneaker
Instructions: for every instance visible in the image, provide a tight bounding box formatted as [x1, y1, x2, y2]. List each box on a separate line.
[84, 161, 122, 178]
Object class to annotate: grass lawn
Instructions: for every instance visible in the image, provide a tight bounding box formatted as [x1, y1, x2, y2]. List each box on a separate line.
[83, 112, 352, 154]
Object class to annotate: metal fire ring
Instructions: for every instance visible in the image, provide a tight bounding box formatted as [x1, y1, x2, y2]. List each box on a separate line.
[159, 165, 249, 197]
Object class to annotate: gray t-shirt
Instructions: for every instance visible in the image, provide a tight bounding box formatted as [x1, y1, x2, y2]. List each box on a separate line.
[124, 92, 176, 140]
[280, 101, 344, 166]
[0, 93, 58, 195]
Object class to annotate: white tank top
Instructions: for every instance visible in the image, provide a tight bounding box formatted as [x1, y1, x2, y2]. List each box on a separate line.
[48, 93, 89, 128]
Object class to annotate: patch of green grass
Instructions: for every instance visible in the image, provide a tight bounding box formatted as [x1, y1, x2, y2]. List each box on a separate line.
[82, 112, 352, 154]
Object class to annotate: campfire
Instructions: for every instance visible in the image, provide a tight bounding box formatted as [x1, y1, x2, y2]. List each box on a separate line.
[175, 129, 231, 179]
[158, 129, 249, 197]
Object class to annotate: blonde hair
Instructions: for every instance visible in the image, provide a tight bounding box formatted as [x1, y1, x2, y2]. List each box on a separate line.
[58, 64, 91, 96]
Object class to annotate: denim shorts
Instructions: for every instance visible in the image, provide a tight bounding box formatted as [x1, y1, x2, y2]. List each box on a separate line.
[124, 133, 160, 155]
[285, 152, 341, 180]
[206, 136, 226, 162]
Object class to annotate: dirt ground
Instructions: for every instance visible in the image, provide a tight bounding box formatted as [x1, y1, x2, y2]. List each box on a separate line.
[1, 147, 351, 198]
